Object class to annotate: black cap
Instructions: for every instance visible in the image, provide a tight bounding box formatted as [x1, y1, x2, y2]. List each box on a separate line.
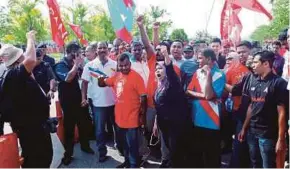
[183, 45, 193, 52]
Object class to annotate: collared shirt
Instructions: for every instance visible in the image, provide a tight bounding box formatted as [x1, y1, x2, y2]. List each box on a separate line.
[53, 58, 82, 106]
[245, 72, 288, 139]
[188, 65, 226, 130]
[33, 62, 54, 94]
[105, 69, 146, 128]
[81, 58, 117, 107]
[273, 54, 285, 76]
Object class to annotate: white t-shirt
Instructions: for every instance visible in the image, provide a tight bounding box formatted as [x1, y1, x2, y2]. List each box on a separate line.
[81, 58, 117, 107]
[131, 60, 150, 88]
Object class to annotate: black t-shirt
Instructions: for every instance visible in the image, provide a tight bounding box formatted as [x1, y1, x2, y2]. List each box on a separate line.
[53, 58, 82, 108]
[33, 62, 53, 94]
[217, 54, 226, 69]
[245, 72, 288, 139]
[3, 65, 50, 127]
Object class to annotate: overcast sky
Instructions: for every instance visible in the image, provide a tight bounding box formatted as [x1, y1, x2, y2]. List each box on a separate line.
[1, 0, 273, 39]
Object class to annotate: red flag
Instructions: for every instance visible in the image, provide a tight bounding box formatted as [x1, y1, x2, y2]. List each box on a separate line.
[226, 0, 273, 20]
[220, 1, 243, 45]
[47, 0, 68, 47]
[68, 23, 88, 46]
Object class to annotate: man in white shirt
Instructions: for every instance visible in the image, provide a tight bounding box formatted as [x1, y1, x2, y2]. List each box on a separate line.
[81, 42, 117, 163]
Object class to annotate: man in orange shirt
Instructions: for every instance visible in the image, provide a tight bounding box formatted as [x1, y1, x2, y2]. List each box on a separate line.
[98, 52, 147, 168]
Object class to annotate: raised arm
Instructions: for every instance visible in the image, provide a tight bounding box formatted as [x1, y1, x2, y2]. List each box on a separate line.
[153, 22, 160, 47]
[136, 15, 155, 60]
[23, 31, 37, 73]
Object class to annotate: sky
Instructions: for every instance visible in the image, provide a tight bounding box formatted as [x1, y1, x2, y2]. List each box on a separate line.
[1, 0, 273, 39]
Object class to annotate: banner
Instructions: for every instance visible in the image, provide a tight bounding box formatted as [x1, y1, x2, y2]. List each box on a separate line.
[47, 0, 68, 47]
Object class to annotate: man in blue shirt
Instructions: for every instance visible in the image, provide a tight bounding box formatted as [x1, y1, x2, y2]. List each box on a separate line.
[54, 42, 94, 165]
[187, 48, 226, 167]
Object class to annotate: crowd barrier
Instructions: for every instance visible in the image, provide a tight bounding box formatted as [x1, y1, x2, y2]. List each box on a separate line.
[55, 101, 79, 144]
[0, 133, 21, 168]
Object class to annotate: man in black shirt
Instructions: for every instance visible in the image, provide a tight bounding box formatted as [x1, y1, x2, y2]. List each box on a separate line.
[239, 51, 288, 168]
[33, 48, 56, 98]
[0, 31, 53, 168]
[54, 42, 94, 165]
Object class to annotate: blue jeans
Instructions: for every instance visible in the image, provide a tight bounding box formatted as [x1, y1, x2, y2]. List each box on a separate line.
[116, 126, 140, 168]
[230, 120, 250, 168]
[93, 106, 115, 158]
[247, 132, 276, 168]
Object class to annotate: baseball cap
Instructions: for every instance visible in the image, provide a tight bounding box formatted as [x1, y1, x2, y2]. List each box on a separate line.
[183, 45, 193, 52]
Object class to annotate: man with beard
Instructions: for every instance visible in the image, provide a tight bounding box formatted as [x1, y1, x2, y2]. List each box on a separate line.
[98, 53, 147, 168]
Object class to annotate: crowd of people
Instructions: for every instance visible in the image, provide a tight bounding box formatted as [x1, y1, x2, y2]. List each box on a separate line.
[0, 15, 289, 168]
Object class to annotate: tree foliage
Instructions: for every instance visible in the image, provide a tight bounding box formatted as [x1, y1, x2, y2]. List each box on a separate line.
[194, 30, 213, 43]
[250, 0, 289, 41]
[63, 3, 115, 43]
[1, 0, 49, 44]
[170, 28, 188, 42]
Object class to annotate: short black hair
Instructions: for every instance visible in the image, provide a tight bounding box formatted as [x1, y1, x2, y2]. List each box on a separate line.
[130, 40, 143, 48]
[253, 50, 275, 68]
[272, 40, 282, 47]
[66, 42, 81, 54]
[118, 52, 131, 62]
[211, 38, 221, 45]
[171, 40, 184, 47]
[201, 48, 216, 61]
[237, 40, 252, 49]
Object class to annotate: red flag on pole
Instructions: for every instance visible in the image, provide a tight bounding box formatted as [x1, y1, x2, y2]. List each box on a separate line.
[47, 0, 68, 47]
[68, 23, 89, 46]
[220, 1, 243, 46]
[226, 0, 273, 20]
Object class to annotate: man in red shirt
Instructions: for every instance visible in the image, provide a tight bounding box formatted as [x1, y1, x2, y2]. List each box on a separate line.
[98, 52, 147, 168]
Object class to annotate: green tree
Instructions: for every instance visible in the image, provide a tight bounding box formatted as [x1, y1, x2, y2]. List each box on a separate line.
[170, 28, 188, 42]
[250, 0, 289, 41]
[1, 0, 49, 44]
[132, 5, 172, 40]
[0, 6, 11, 41]
[63, 3, 115, 43]
[194, 30, 213, 43]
